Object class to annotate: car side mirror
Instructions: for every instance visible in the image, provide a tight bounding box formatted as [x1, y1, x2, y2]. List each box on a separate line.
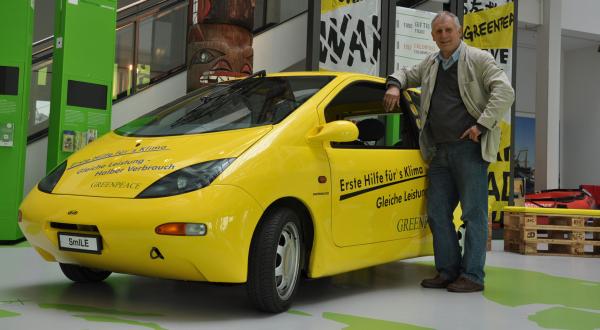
[306, 120, 358, 143]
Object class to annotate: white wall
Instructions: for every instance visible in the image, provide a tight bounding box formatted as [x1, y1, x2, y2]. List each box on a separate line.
[561, 45, 600, 187]
[514, 0, 600, 189]
[515, 28, 537, 115]
[518, 0, 541, 25]
[33, 0, 54, 43]
[518, 37, 600, 189]
[561, 0, 600, 36]
[253, 12, 307, 73]
[23, 138, 48, 196]
[414, 1, 444, 13]
[279, 0, 307, 22]
[111, 71, 187, 128]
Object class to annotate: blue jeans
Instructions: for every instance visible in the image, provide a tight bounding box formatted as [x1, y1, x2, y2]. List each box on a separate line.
[427, 140, 489, 284]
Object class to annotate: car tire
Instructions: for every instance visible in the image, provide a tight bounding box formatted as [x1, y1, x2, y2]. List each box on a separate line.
[59, 263, 111, 283]
[247, 207, 304, 313]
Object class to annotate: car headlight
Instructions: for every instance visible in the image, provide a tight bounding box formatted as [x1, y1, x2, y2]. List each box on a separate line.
[136, 158, 235, 198]
[38, 161, 68, 193]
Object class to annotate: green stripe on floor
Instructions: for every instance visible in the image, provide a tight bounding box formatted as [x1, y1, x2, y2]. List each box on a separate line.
[288, 309, 312, 316]
[39, 303, 162, 317]
[323, 312, 433, 330]
[73, 315, 166, 330]
[0, 240, 31, 248]
[484, 266, 600, 310]
[528, 307, 600, 330]
[0, 309, 20, 318]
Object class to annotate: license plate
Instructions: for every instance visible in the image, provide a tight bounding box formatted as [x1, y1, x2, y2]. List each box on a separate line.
[58, 232, 102, 254]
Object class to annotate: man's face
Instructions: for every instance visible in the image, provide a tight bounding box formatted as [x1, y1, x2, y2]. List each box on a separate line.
[431, 16, 462, 56]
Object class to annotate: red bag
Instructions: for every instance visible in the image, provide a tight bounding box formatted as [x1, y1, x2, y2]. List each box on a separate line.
[525, 189, 596, 225]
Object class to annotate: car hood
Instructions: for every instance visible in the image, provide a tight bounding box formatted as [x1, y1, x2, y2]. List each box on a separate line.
[52, 126, 272, 198]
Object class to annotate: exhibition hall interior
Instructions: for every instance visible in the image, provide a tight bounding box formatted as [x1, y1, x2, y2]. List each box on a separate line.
[1, 0, 599, 329]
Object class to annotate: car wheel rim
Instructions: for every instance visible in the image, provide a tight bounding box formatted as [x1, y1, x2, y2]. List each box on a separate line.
[275, 222, 300, 300]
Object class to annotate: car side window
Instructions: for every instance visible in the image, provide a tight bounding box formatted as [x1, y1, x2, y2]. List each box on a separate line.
[325, 81, 419, 149]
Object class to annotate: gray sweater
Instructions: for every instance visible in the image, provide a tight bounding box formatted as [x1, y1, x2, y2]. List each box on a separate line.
[428, 61, 477, 144]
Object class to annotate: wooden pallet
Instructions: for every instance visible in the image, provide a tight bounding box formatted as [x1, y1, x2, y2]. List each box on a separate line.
[503, 212, 600, 257]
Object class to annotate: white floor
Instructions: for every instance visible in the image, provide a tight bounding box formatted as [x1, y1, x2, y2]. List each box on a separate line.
[0, 241, 598, 330]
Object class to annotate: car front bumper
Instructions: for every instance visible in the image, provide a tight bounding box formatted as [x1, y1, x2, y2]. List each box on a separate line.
[19, 184, 263, 283]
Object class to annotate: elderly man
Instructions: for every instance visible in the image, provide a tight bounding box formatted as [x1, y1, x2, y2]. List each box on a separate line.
[383, 11, 514, 292]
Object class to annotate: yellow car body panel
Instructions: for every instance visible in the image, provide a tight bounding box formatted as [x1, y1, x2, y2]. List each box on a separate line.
[54, 126, 272, 198]
[20, 72, 434, 283]
[20, 184, 262, 282]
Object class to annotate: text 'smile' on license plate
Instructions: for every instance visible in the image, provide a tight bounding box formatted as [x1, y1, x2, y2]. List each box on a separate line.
[58, 232, 102, 254]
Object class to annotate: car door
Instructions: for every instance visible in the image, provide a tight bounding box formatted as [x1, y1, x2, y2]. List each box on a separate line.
[318, 79, 429, 247]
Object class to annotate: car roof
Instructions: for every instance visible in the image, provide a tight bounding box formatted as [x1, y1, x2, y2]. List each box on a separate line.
[264, 71, 386, 83]
[229, 72, 420, 94]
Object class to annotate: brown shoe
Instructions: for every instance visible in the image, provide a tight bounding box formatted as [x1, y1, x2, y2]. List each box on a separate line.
[420, 274, 453, 289]
[447, 276, 484, 292]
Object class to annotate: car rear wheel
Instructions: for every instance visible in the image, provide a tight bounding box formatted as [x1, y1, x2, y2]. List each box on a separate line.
[59, 263, 111, 283]
[247, 207, 303, 313]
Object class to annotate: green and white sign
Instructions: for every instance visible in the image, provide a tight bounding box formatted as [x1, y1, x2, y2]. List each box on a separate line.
[0, 0, 34, 241]
[47, 0, 117, 171]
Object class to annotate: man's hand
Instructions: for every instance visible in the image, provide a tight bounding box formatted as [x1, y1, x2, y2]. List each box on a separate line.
[383, 86, 401, 112]
[460, 125, 482, 142]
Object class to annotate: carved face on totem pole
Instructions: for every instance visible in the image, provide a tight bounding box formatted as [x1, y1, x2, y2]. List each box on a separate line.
[187, 0, 255, 92]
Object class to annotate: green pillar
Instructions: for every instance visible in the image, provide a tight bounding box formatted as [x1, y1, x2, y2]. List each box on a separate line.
[47, 0, 117, 171]
[0, 0, 34, 241]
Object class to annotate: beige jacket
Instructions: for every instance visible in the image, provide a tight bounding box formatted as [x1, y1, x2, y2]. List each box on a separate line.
[388, 42, 515, 163]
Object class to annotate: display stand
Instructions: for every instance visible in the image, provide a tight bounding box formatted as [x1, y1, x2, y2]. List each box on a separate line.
[0, 0, 34, 242]
[47, 0, 117, 171]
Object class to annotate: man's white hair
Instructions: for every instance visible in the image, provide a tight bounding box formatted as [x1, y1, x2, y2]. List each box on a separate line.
[431, 11, 461, 29]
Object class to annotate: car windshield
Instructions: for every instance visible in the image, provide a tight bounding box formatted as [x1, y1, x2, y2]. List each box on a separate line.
[115, 75, 334, 137]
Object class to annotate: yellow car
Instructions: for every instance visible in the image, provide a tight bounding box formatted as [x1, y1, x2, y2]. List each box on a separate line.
[19, 71, 433, 313]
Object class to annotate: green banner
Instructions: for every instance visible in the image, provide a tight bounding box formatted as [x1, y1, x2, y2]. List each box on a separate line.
[47, 0, 117, 171]
[0, 0, 34, 241]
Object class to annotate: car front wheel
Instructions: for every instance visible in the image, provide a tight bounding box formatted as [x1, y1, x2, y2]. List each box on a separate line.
[59, 263, 111, 283]
[247, 207, 303, 313]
